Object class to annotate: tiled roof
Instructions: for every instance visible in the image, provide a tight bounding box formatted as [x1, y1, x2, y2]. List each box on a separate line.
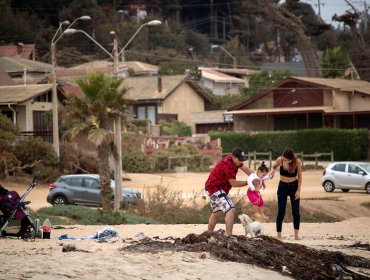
[122, 75, 186, 100]
[199, 67, 245, 84]
[0, 44, 37, 59]
[228, 106, 333, 115]
[207, 67, 260, 76]
[292, 77, 370, 95]
[125, 61, 158, 75]
[0, 84, 52, 103]
[60, 85, 83, 98]
[69, 60, 157, 75]
[0, 67, 15, 86]
[0, 57, 53, 73]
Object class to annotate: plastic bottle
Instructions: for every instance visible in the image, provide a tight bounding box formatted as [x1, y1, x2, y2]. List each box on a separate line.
[42, 218, 51, 239]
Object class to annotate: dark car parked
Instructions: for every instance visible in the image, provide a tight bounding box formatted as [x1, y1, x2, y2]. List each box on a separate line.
[46, 174, 142, 206]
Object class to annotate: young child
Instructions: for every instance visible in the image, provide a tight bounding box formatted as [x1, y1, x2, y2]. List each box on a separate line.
[246, 161, 271, 221]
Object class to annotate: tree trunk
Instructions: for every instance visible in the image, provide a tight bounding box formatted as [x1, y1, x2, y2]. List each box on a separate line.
[98, 141, 113, 212]
[250, 0, 322, 77]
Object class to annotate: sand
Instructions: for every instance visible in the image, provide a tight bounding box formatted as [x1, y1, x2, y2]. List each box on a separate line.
[1, 169, 370, 279]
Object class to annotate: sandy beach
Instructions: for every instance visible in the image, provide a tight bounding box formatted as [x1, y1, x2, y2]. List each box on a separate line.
[1, 169, 370, 279]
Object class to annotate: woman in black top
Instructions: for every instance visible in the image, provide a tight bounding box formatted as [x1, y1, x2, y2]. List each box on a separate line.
[270, 148, 302, 240]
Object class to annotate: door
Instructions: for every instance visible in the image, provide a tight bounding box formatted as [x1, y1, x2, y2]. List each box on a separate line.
[64, 177, 85, 204]
[33, 111, 52, 142]
[329, 163, 347, 187]
[346, 164, 367, 189]
[83, 177, 102, 205]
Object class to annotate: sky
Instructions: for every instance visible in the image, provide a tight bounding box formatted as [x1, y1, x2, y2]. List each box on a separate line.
[298, 0, 368, 23]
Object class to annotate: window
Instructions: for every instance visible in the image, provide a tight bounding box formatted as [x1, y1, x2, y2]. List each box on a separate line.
[65, 178, 83, 187]
[332, 164, 346, 172]
[34, 92, 52, 102]
[348, 164, 361, 174]
[137, 105, 156, 124]
[85, 178, 100, 189]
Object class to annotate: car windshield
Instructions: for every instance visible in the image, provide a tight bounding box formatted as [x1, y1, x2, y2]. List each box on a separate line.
[359, 163, 370, 173]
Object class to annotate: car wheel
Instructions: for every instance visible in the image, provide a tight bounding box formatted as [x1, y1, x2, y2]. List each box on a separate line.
[341, 189, 350, 192]
[366, 183, 370, 194]
[53, 196, 67, 205]
[323, 180, 335, 192]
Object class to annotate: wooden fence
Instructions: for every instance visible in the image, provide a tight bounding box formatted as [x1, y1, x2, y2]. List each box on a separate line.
[295, 151, 334, 168]
[151, 150, 334, 171]
[224, 150, 334, 170]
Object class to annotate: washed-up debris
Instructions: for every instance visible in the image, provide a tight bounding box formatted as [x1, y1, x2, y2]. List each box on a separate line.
[120, 231, 370, 280]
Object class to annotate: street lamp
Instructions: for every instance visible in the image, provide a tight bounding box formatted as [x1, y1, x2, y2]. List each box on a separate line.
[50, 16, 91, 157]
[66, 20, 161, 211]
[211, 44, 237, 68]
[65, 28, 122, 211]
[118, 20, 162, 61]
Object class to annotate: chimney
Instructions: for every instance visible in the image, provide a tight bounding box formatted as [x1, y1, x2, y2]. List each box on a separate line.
[17, 42, 24, 55]
[157, 76, 162, 92]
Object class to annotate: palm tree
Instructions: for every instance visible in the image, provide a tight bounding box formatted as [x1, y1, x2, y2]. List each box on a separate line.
[322, 47, 350, 78]
[63, 72, 131, 212]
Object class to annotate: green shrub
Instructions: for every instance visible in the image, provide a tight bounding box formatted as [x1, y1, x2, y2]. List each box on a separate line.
[122, 149, 152, 173]
[160, 120, 192, 136]
[33, 187, 341, 225]
[59, 142, 99, 175]
[0, 114, 19, 143]
[34, 205, 127, 225]
[126, 184, 210, 224]
[12, 138, 58, 178]
[159, 60, 201, 79]
[153, 144, 212, 171]
[127, 119, 150, 134]
[210, 128, 369, 160]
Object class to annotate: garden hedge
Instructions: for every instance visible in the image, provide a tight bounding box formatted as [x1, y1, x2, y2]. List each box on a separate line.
[209, 128, 369, 161]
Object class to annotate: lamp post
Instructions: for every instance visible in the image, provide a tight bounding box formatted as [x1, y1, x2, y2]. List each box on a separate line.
[50, 16, 91, 157]
[65, 28, 122, 211]
[66, 20, 161, 211]
[211, 44, 236, 68]
[118, 20, 162, 61]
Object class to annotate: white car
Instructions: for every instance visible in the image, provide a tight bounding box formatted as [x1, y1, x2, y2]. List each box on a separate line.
[321, 162, 370, 194]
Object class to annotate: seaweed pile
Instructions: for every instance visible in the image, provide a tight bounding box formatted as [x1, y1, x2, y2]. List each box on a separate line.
[121, 231, 370, 280]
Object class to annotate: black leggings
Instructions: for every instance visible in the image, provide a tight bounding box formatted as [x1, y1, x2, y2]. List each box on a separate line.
[276, 180, 300, 232]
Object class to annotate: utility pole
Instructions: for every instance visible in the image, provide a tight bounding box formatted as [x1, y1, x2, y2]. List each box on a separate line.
[50, 42, 59, 158]
[210, 0, 213, 41]
[113, 38, 122, 212]
[317, 0, 321, 18]
[364, 1, 368, 31]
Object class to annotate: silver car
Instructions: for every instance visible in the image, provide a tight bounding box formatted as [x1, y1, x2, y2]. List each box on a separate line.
[321, 162, 370, 194]
[47, 174, 142, 206]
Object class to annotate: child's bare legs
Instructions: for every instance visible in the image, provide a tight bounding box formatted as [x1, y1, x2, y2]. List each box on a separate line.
[252, 205, 263, 219]
[259, 207, 268, 221]
[253, 205, 268, 222]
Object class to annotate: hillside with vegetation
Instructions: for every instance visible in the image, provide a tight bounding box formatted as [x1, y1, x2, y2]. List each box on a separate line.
[1, 0, 370, 80]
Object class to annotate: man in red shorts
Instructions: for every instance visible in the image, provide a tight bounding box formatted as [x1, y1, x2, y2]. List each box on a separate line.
[205, 147, 252, 236]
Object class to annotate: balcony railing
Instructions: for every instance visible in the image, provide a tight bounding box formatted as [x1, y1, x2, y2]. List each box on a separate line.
[21, 131, 53, 143]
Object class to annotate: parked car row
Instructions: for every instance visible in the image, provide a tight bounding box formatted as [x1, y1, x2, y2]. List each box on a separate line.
[321, 162, 370, 194]
[47, 174, 142, 207]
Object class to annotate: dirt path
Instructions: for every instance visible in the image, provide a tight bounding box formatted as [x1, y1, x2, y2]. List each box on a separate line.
[2, 169, 370, 220]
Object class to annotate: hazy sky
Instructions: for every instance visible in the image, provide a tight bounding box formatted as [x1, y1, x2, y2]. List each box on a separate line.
[300, 0, 368, 23]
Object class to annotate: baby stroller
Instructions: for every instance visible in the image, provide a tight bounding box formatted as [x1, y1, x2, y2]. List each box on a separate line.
[0, 173, 41, 239]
